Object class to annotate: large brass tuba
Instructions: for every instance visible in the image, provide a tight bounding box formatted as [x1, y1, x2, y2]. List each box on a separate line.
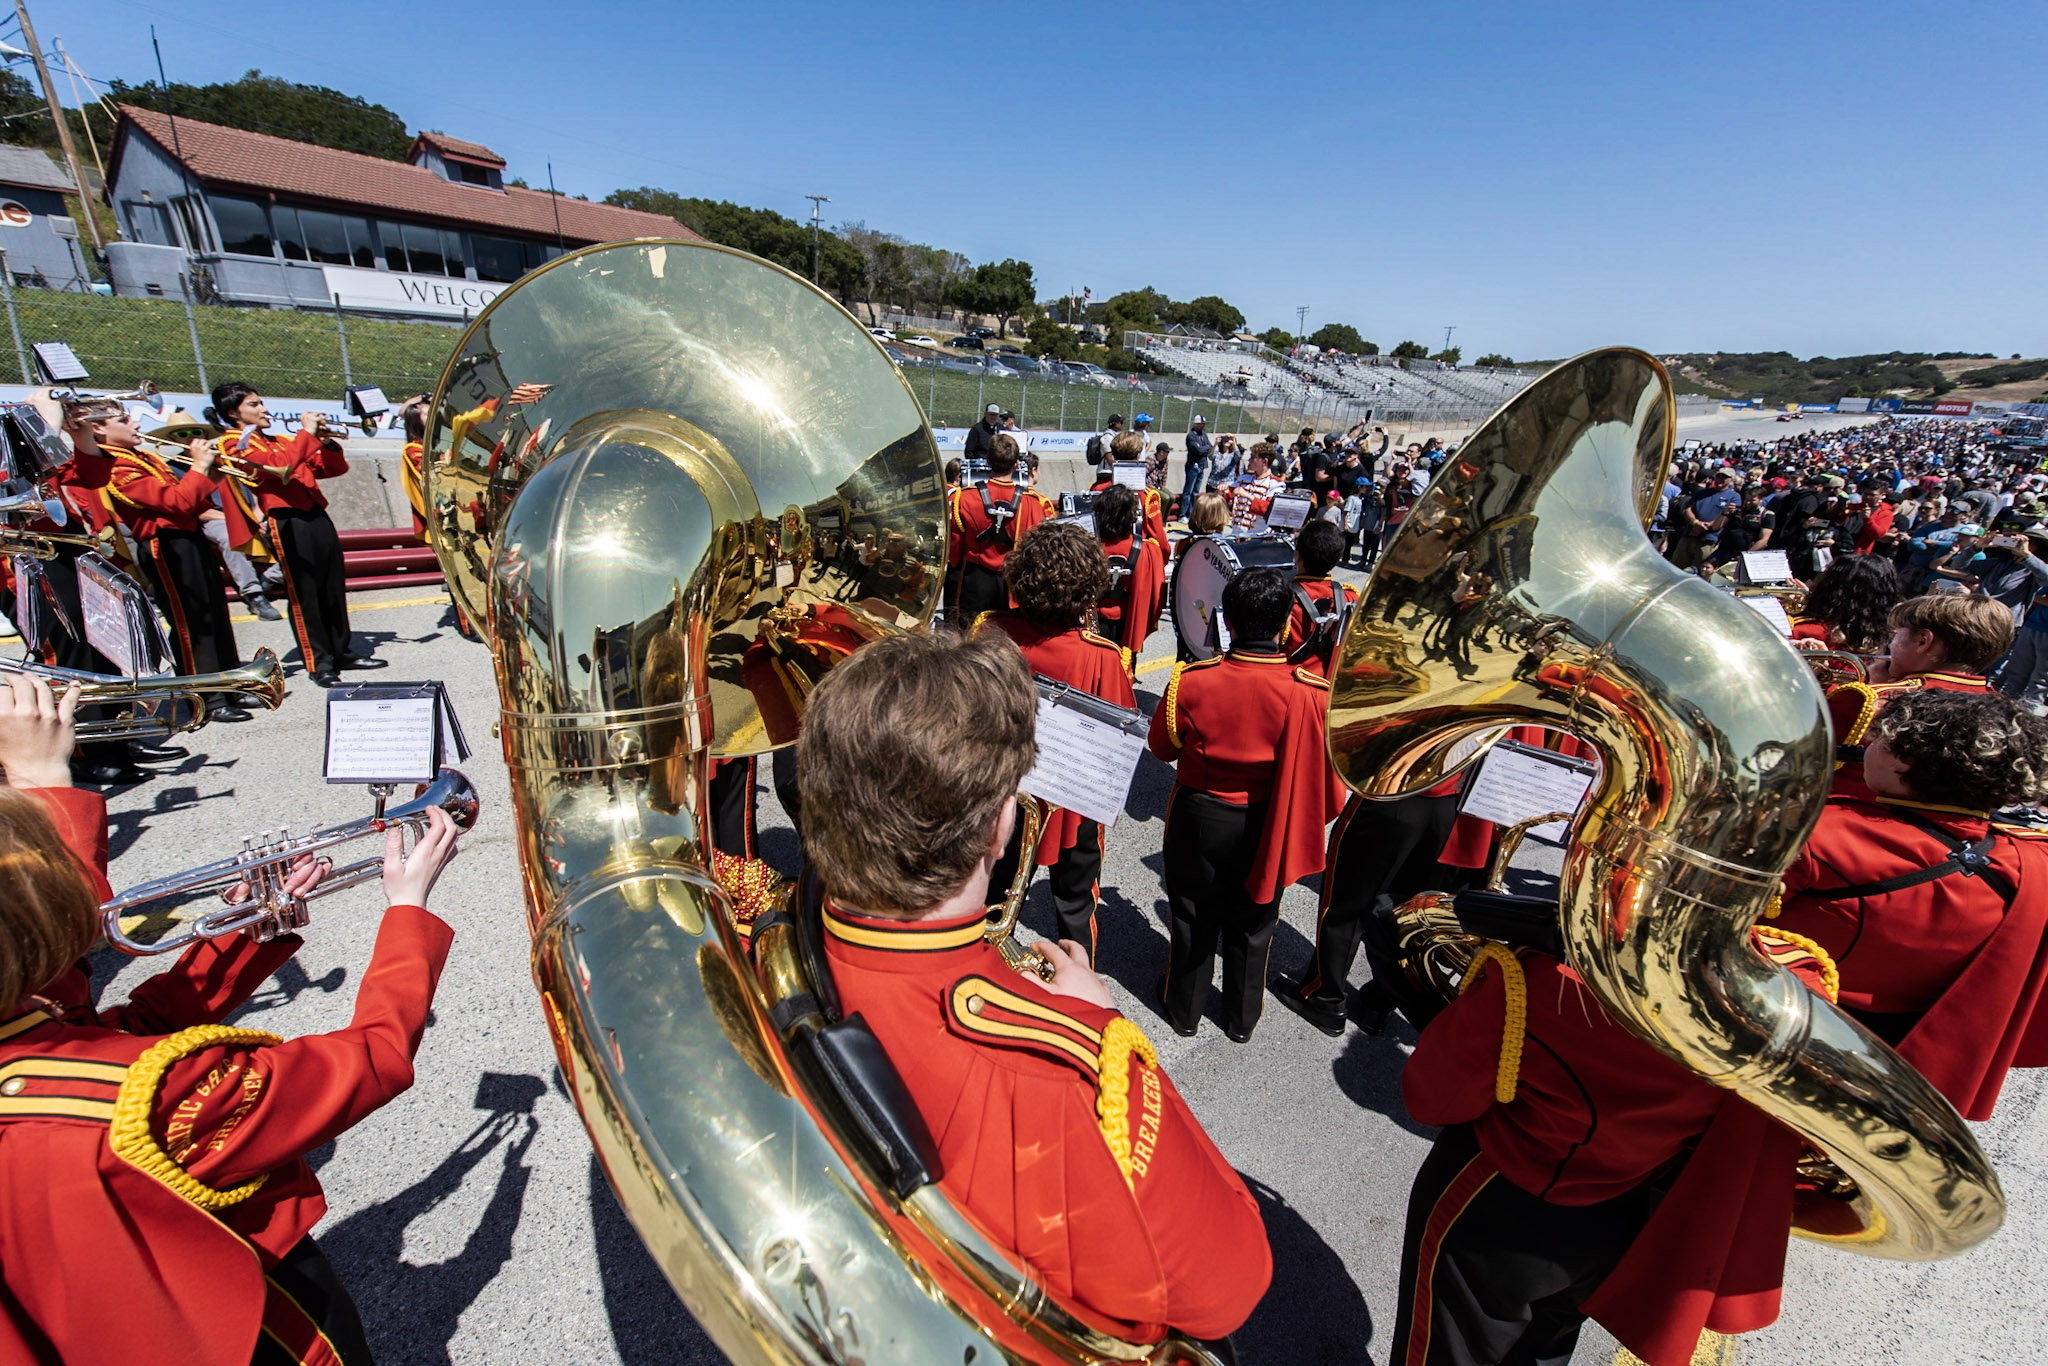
[1328, 348, 2001, 1260]
[425, 241, 1214, 1364]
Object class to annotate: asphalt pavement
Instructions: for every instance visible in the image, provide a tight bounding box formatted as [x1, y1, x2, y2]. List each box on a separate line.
[88, 575, 2047, 1366]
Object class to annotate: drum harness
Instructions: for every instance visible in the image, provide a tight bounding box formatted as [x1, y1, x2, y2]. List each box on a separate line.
[1102, 513, 1147, 604]
[975, 482, 1022, 545]
[1288, 580, 1354, 669]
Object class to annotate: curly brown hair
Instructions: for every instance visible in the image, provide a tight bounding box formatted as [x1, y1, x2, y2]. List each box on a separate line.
[1003, 521, 1110, 632]
[1802, 555, 1900, 654]
[1872, 690, 2048, 811]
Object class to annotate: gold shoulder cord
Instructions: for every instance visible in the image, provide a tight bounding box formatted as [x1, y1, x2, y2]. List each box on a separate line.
[1163, 662, 1187, 748]
[1754, 925, 1841, 1003]
[1461, 944, 1526, 1104]
[110, 1024, 282, 1211]
[1094, 1017, 1159, 1189]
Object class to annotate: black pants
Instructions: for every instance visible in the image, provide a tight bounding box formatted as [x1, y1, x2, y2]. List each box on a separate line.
[709, 755, 759, 859]
[1390, 1124, 1658, 1366]
[1162, 788, 1278, 1035]
[954, 562, 1007, 627]
[144, 528, 241, 678]
[1295, 792, 1461, 1014]
[252, 1234, 374, 1366]
[268, 508, 351, 675]
[991, 816, 1106, 962]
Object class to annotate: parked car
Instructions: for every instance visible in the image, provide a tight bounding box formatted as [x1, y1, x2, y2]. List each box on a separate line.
[982, 357, 1018, 378]
[907, 335, 936, 346]
[995, 344, 1023, 356]
[1005, 354, 1042, 374]
[867, 326, 897, 342]
[1065, 361, 1116, 387]
[967, 326, 997, 339]
[946, 335, 986, 351]
[882, 345, 917, 367]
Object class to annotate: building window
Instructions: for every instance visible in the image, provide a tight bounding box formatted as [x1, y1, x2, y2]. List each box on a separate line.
[295, 209, 354, 267]
[208, 194, 272, 257]
[379, 220, 409, 272]
[338, 214, 377, 269]
[470, 234, 538, 283]
[124, 201, 174, 247]
[400, 222, 448, 276]
[273, 206, 307, 261]
[171, 196, 216, 253]
[457, 163, 490, 186]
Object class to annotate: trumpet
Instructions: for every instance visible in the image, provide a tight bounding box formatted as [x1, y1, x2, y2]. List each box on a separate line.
[0, 649, 286, 740]
[100, 767, 480, 955]
[0, 525, 107, 560]
[129, 431, 264, 489]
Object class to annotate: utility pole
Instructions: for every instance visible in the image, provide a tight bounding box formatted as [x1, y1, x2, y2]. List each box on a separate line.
[12, 0, 101, 252]
[1442, 325, 1456, 354]
[1295, 305, 1310, 341]
[804, 194, 829, 282]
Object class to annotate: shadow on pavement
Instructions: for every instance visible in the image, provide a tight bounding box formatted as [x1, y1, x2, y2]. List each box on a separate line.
[321, 1071, 544, 1366]
[588, 1155, 726, 1365]
[1331, 1027, 1434, 1140]
[229, 958, 348, 1018]
[1236, 1176, 1377, 1365]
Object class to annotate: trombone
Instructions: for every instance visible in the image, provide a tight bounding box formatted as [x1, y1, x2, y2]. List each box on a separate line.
[128, 431, 265, 489]
[100, 768, 479, 955]
[0, 525, 108, 560]
[0, 648, 286, 740]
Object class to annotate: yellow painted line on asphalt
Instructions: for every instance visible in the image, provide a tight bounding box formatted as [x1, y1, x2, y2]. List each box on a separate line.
[1137, 656, 1175, 677]
[229, 591, 450, 624]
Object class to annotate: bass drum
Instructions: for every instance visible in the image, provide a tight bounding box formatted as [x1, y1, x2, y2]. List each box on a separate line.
[1171, 533, 1295, 659]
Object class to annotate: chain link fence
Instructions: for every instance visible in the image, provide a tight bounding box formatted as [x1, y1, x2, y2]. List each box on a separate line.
[0, 280, 1516, 439]
[0, 276, 457, 403]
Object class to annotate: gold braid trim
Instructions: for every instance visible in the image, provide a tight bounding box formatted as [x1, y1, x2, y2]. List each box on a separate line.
[971, 610, 996, 636]
[1837, 681, 1882, 747]
[1094, 1016, 1159, 1189]
[1163, 661, 1187, 749]
[1461, 944, 1526, 1104]
[1763, 891, 1783, 920]
[1121, 646, 1134, 676]
[110, 1024, 282, 1211]
[1755, 925, 1841, 1004]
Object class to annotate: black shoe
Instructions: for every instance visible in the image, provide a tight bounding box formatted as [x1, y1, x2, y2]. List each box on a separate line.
[70, 760, 149, 786]
[207, 705, 254, 723]
[338, 655, 387, 670]
[128, 742, 188, 762]
[310, 671, 341, 688]
[248, 597, 283, 621]
[1224, 1023, 1254, 1044]
[1269, 976, 1346, 1037]
[1156, 978, 1198, 1038]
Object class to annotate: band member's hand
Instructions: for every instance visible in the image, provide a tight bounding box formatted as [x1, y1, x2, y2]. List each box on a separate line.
[1041, 938, 1113, 1009]
[383, 803, 460, 908]
[0, 675, 79, 790]
[505, 383, 552, 406]
[222, 852, 331, 906]
[186, 438, 220, 478]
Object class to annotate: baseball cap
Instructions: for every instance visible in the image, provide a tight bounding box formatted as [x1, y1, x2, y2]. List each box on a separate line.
[985, 403, 1000, 414]
[1958, 523, 1986, 536]
[1824, 475, 1846, 489]
[1135, 413, 1153, 424]
[1107, 413, 1124, 425]
[1192, 414, 1206, 423]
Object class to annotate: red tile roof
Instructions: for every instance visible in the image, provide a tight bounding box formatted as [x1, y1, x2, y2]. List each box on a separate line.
[410, 131, 504, 168]
[112, 106, 692, 246]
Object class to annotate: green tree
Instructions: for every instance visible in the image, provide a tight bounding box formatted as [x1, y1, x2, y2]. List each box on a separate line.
[948, 258, 1036, 337]
[90, 71, 411, 160]
[1307, 322, 1372, 355]
[0, 70, 44, 147]
[1390, 340, 1429, 361]
[1025, 315, 1078, 360]
[1259, 327, 1295, 350]
[1167, 294, 1246, 336]
[1432, 346, 1462, 366]
[1474, 353, 1514, 368]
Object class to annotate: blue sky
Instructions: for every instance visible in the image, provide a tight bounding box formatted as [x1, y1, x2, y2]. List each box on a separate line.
[37, 0, 2048, 361]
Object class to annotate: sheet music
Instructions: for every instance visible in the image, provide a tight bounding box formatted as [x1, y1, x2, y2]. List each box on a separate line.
[1741, 549, 1791, 583]
[1019, 694, 1147, 827]
[1266, 493, 1313, 532]
[326, 696, 437, 782]
[1741, 594, 1794, 637]
[76, 562, 142, 676]
[1459, 742, 1596, 843]
[1111, 462, 1148, 490]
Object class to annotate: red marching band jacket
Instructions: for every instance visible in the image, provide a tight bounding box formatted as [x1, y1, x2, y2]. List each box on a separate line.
[1770, 793, 2048, 1120]
[106, 447, 222, 540]
[1093, 531, 1166, 665]
[1147, 650, 1349, 902]
[978, 614, 1138, 865]
[1824, 668, 1989, 802]
[0, 788, 452, 1366]
[820, 903, 1271, 1340]
[947, 479, 1053, 577]
[1283, 575, 1359, 680]
[216, 427, 348, 516]
[1404, 940, 1835, 1366]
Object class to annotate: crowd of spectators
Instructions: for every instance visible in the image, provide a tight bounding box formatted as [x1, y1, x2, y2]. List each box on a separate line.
[1655, 417, 2048, 709]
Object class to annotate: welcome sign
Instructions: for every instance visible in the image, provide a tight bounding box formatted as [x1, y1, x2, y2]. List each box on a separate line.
[321, 264, 505, 319]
